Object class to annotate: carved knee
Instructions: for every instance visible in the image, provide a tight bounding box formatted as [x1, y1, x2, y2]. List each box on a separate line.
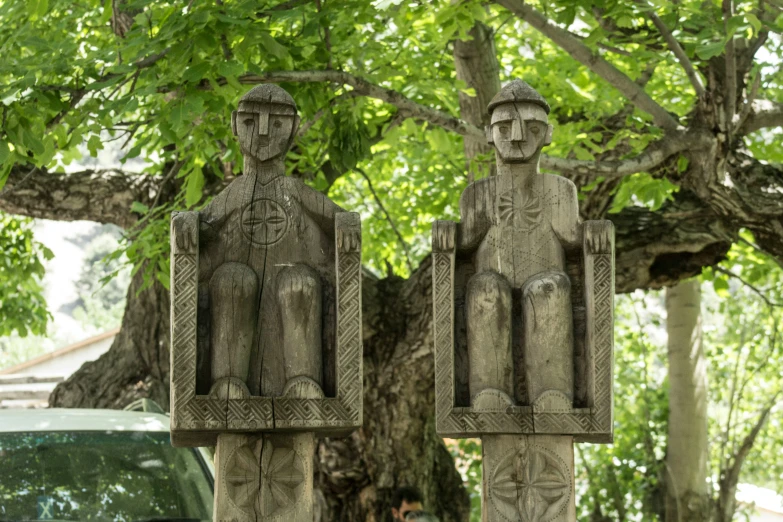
[467, 271, 512, 314]
[277, 265, 321, 309]
[522, 271, 571, 301]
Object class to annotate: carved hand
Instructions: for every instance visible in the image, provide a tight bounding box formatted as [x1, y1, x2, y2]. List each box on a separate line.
[337, 227, 361, 253]
[583, 220, 614, 255]
[432, 220, 456, 253]
[172, 212, 198, 253]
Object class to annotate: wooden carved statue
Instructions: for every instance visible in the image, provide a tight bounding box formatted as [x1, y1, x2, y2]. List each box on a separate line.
[432, 80, 615, 522]
[169, 84, 363, 522]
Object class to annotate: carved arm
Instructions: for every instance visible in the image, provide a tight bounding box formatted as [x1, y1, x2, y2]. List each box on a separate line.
[333, 211, 363, 425]
[170, 211, 200, 433]
[299, 182, 344, 237]
[581, 220, 615, 439]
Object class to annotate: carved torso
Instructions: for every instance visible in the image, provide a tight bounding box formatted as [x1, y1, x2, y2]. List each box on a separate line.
[198, 173, 339, 396]
[460, 172, 580, 287]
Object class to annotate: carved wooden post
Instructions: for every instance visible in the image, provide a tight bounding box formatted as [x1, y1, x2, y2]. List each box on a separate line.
[170, 85, 362, 522]
[433, 80, 614, 521]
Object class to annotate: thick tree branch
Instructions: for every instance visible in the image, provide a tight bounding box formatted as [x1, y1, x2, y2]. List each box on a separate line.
[740, 99, 783, 133]
[238, 70, 485, 139]
[495, 0, 681, 131]
[0, 166, 156, 228]
[634, 0, 705, 97]
[541, 131, 712, 178]
[736, 71, 761, 131]
[724, 0, 738, 131]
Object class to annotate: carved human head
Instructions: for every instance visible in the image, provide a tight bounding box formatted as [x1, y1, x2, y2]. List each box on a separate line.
[486, 80, 553, 164]
[232, 84, 300, 162]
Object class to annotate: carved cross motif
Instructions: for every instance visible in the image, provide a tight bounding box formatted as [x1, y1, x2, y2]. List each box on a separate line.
[241, 197, 290, 246]
[491, 446, 570, 522]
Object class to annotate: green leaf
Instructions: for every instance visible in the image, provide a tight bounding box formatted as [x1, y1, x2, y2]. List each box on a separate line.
[27, 0, 48, 18]
[0, 140, 10, 165]
[185, 166, 205, 207]
[19, 127, 44, 155]
[746, 13, 762, 34]
[677, 155, 689, 173]
[131, 201, 149, 214]
[616, 15, 634, 28]
[183, 62, 211, 83]
[87, 135, 103, 157]
[696, 41, 725, 60]
[259, 32, 289, 59]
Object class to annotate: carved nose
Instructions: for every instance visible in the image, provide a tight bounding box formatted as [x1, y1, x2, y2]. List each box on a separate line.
[511, 119, 525, 141]
[258, 111, 270, 136]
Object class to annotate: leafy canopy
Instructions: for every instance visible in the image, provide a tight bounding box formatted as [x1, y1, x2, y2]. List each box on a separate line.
[0, 213, 52, 337]
[2, 0, 780, 287]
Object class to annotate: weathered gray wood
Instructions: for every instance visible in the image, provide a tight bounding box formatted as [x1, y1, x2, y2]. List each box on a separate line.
[433, 80, 616, 521]
[170, 84, 362, 522]
[213, 432, 314, 522]
[209, 262, 258, 399]
[482, 435, 575, 522]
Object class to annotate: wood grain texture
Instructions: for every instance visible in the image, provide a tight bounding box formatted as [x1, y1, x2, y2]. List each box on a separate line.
[482, 435, 576, 522]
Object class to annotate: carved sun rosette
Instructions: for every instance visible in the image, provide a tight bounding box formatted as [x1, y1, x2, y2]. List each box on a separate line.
[224, 440, 306, 518]
[489, 445, 570, 522]
[499, 189, 542, 230]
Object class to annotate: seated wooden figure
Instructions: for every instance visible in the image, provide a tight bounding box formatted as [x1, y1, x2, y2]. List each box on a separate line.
[432, 80, 615, 441]
[169, 85, 362, 520]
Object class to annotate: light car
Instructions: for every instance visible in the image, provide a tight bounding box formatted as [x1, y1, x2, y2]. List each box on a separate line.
[0, 407, 214, 521]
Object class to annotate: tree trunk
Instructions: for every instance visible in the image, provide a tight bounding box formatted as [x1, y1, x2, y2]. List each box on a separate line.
[453, 18, 501, 181]
[50, 264, 170, 409]
[665, 280, 710, 522]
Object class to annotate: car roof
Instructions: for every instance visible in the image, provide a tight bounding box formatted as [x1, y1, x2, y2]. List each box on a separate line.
[0, 408, 170, 433]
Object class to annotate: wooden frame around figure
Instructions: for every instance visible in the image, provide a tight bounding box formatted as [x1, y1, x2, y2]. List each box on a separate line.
[432, 219, 614, 443]
[170, 211, 362, 447]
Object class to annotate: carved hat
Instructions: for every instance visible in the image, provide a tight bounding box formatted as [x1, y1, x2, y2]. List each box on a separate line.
[487, 79, 550, 115]
[240, 84, 297, 110]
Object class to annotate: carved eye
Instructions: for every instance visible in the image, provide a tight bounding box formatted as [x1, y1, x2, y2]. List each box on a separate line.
[499, 125, 509, 134]
[273, 118, 283, 128]
[244, 118, 254, 126]
[531, 126, 540, 135]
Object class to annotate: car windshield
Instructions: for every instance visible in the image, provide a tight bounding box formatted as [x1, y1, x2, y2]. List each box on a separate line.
[0, 431, 213, 522]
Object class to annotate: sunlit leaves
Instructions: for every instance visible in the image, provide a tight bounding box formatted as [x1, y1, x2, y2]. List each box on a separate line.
[0, 213, 52, 337]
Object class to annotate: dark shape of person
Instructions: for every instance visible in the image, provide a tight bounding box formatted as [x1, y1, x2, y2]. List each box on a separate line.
[391, 486, 424, 522]
[405, 510, 440, 522]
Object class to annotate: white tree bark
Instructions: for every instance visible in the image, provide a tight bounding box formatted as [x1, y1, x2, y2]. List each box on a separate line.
[665, 280, 710, 522]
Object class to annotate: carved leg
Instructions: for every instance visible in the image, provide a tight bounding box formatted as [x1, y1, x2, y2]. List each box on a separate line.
[481, 434, 575, 522]
[522, 271, 574, 410]
[209, 262, 259, 399]
[277, 265, 324, 398]
[466, 271, 514, 410]
[214, 432, 314, 522]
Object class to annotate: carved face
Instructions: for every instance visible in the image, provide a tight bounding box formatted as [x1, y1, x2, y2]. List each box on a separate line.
[490, 103, 552, 163]
[233, 101, 298, 162]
